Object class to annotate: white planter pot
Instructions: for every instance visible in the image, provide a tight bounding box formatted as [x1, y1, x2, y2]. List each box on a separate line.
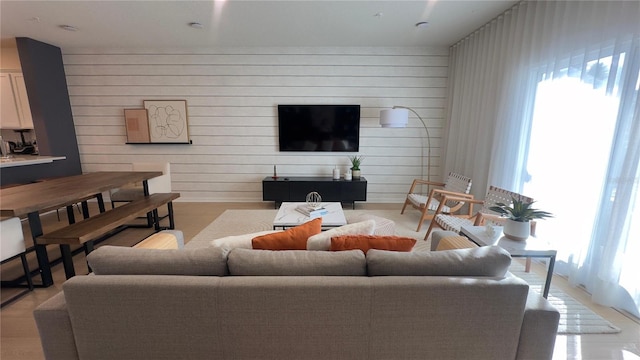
[351, 169, 361, 180]
[503, 219, 530, 241]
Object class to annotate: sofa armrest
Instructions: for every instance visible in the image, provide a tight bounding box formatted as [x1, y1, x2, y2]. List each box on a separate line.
[33, 292, 80, 360]
[516, 290, 560, 360]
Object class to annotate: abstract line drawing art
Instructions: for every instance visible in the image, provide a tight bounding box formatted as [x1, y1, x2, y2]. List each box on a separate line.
[144, 100, 190, 143]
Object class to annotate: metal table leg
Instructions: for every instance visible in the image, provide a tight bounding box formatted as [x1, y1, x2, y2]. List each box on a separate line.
[167, 202, 175, 229]
[27, 212, 53, 287]
[60, 245, 76, 279]
[543, 255, 556, 299]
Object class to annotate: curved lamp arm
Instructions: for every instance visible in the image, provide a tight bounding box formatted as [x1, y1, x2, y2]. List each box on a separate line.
[392, 106, 432, 183]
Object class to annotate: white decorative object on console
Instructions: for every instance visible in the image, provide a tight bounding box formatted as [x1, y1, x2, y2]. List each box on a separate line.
[345, 170, 352, 181]
[305, 191, 322, 208]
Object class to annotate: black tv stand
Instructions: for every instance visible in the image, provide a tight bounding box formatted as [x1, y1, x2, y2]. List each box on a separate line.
[262, 176, 367, 209]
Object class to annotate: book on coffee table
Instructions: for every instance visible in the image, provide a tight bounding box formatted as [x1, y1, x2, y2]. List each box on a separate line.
[273, 202, 346, 229]
[295, 204, 328, 218]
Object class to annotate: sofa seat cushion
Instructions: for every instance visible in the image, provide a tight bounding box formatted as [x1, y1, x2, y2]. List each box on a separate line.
[252, 218, 322, 250]
[228, 248, 366, 276]
[306, 219, 376, 250]
[330, 235, 416, 253]
[367, 246, 511, 277]
[87, 245, 228, 276]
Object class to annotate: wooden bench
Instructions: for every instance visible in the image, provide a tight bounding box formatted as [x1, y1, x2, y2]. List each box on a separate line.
[39, 192, 180, 278]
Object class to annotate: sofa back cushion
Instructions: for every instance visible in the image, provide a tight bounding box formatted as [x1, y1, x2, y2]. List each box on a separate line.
[87, 245, 227, 276]
[228, 248, 366, 276]
[367, 246, 511, 277]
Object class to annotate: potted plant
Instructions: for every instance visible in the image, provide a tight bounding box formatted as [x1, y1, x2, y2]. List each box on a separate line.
[489, 197, 553, 241]
[348, 155, 363, 180]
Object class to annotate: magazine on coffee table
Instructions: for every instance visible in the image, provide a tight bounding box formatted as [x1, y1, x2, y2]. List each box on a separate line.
[295, 204, 328, 218]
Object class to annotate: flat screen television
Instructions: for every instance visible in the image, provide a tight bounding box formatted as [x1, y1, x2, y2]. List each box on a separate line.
[278, 104, 360, 152]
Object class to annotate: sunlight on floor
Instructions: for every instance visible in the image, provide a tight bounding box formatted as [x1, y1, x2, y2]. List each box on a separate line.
[623, 350, 640, 359]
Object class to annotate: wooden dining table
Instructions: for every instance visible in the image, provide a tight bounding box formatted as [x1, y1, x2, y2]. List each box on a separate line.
[0, 171, 162, 287]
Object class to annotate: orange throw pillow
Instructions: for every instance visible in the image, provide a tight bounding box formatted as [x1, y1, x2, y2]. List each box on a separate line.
[330, 235, 416, 253]
[252, 218, 322, 250]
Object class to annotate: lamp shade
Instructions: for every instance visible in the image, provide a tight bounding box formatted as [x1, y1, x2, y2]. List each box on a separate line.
[379, 108, 408, 128]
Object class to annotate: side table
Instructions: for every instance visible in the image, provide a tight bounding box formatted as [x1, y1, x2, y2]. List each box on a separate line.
[460, 225, 557, 298]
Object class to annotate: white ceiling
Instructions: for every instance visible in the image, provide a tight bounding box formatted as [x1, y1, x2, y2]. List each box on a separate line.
[1, 0, 518, 50]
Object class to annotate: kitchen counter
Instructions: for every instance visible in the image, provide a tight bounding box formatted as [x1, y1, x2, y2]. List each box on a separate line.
[0, 155, 66, 168]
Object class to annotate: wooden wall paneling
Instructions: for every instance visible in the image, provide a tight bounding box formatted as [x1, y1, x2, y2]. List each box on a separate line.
[65, 47, 448, 202]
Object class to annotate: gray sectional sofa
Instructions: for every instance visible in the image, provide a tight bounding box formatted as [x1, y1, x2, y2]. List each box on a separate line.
[34, 244, 559, 360]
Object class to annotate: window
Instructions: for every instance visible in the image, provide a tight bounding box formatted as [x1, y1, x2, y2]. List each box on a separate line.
[523, 40, 640, 317]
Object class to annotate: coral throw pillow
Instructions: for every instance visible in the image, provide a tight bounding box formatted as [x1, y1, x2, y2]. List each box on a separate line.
[252, 218, 322, 250]
[330, 235, 416, 253]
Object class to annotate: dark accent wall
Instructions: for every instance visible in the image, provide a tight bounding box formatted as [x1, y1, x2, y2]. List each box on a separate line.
[1, 38, 81, 185]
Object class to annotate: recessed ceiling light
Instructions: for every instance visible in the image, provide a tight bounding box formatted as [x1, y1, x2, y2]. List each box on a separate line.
[59, 24, 78, 32]
[189, 22, 203, 29]
[415, 21, 429, 29]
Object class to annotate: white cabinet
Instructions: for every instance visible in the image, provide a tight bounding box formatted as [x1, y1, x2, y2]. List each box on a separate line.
[11, 74, 34, 129]
[1, 73, 34, 129]
[1, 74, 20, 128]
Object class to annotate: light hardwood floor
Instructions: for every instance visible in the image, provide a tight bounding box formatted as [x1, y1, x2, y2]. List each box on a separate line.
[1, 202, 639, 360]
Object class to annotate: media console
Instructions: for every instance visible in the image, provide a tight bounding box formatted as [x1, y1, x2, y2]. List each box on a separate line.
[262, 176, 367, 209]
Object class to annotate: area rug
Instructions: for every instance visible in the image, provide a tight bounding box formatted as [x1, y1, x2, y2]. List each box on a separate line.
[508, 262, 621, 334]
[188, 209, 621, 335]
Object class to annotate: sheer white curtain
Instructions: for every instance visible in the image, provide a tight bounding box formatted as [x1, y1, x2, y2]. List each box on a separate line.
[445, 0, 640, 317]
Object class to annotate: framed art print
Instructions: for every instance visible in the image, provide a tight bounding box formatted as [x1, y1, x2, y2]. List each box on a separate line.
[124, 109, 150, 143]
[143, 100, 190, 143]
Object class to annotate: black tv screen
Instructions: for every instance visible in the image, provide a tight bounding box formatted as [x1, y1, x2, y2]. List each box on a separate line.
[278, 105, 360, 152]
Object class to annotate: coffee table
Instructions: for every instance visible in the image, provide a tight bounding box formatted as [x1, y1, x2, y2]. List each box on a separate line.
[460, 225, 557, 298]
[273, 202, 347, 230]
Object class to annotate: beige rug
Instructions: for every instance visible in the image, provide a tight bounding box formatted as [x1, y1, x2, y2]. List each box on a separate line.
[188, 209, 621, 335]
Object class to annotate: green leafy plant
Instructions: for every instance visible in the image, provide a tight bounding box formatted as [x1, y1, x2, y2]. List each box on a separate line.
[489, 197, 553, 222]
[348, 155, 364, 170]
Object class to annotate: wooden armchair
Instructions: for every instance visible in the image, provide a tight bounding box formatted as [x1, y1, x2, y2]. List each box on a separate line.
[424, 185, 534, 240]
[401, 172, 473, 231]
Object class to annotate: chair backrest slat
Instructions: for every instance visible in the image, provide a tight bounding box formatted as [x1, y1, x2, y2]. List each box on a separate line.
[480, 186, 534, 215]
[443, 172, 472, 194]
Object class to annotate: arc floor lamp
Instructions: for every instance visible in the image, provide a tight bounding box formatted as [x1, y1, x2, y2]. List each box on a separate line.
[379, 106, 432, 183]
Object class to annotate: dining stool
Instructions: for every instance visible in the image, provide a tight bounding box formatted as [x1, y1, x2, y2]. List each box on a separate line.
[1, 217, 34, 307]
